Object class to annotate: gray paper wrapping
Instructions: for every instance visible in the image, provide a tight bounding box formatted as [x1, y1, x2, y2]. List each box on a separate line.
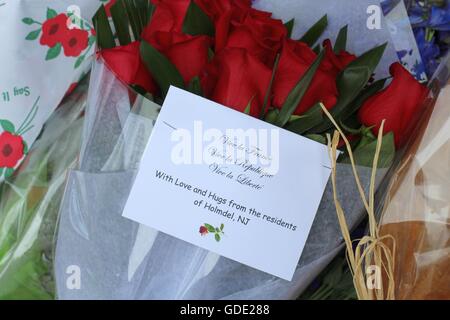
[55, 58, 387, 299]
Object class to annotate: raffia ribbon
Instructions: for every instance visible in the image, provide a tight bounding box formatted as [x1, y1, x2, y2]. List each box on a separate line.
[319, 103, 396, 300]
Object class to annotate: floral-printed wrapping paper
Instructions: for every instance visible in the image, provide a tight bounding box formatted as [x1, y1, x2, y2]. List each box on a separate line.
[0, 0, 105, 181]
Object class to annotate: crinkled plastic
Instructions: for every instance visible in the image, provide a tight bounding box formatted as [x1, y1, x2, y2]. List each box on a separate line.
[378, 54, 450, 300]
[0, 76, 88, 299]
[54, 58, 390, 300]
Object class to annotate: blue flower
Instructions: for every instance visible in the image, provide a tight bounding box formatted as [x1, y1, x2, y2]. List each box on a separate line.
[428, 5, 450, 31]
[415, 27, 442, 77]
[408, 2, 427, 26]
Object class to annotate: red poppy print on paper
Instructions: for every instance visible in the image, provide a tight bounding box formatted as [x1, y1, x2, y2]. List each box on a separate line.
[0, 97, 39, 178]
[23, 8, 95, 69]
[0, 132, 24, 169]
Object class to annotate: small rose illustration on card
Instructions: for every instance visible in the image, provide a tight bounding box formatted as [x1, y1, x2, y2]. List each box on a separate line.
[199, 223, 225, 242]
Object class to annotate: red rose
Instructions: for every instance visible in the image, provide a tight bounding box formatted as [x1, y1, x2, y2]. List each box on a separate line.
[199, 226, 208, 236]
[194, 0, 252, 50]
[0, 132, 25, 168]
[101, 41, 158, 94]
[145, 0, 190, 33]
[358, 62, 428, 148]
[142, 31, 212, 84]
[62, 28, 89, 57]
[40, 13, 69, 48]
[195, 0, 251, 23]
[272, 39, 339, 115]
[201, 48, 272, 117]
[321, 39, 357, 77]
[224, 10, 286, 67]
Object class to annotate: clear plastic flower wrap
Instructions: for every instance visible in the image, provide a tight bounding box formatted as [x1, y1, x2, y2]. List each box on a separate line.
[377, 55, 450, 300]
[54, 57, 393, 300]
[0, 76, 88, 299]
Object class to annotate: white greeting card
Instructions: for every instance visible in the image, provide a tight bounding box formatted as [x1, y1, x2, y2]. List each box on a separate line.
[123, 87, 334, 281]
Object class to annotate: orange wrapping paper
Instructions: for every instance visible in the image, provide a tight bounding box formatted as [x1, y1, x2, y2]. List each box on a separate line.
[379, 82, 450, 300]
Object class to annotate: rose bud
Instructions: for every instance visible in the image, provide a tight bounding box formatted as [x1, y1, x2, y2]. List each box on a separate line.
[358, 62, 428, 148]
[199, 226, 208, 236]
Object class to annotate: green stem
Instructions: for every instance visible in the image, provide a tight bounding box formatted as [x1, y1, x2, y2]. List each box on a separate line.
[76, 38, 95, 68]
[17, 104, 38, 134]
[17, 96, 39, 135]
[17, 125, 34, 136]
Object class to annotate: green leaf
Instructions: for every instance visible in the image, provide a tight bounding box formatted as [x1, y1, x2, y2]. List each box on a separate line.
[288, 115, 304, 122]
[74, 55, 85, 69]
[306, 134, 327, 145]
[140, 41, 185, 97]
[45, 42, 61, 60]
[264, 108, 279, 124]
[0, 168, 3, 177]
[215, 233, 221, 242]
[260, 54, 280, 119]
[220, 223, 224, 231]
[0, 120, 15, 133]
[46, 8, 57, 19]
[334, 25, 348, 53]
[25, 29, 41, 40]
[23, 141, 28, 154]
[22, 17, 34, 25]
[284, 18, 295, 38]
[244, 96, 255, 115]
[352, 127, 376, 150]
[244, 104, 251, 115]
[182, 0, 215, 37]
[204, 224, 216, 233]
[312, 44, 321, 54]
[285, 103, 323, 135]
[299, 14, 328, 47]
[187, 76, 203, 96]
[311, 43, 387, 133]
[88, 35, 96, 46]
[148, 3, 156, 24]
[339, 121, 363, 135]
[110, 0, 132, 46]
[4, 168, 14, 178]
[135, 0, 151, 30]
[275, 50, 325, 127]
[93, 5, 116, 49]
[123, 0, 141, 39]
[338, 78, 387, 122]
[341, 132, 395, 168]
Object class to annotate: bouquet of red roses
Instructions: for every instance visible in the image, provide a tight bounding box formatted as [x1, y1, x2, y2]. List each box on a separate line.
[53, 0, 430, 299]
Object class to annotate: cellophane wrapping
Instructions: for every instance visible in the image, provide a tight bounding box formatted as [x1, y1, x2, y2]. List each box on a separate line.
[54, 57, 390, 300]
[377, 54, 450, 300]
[0, 77, 87, 299]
